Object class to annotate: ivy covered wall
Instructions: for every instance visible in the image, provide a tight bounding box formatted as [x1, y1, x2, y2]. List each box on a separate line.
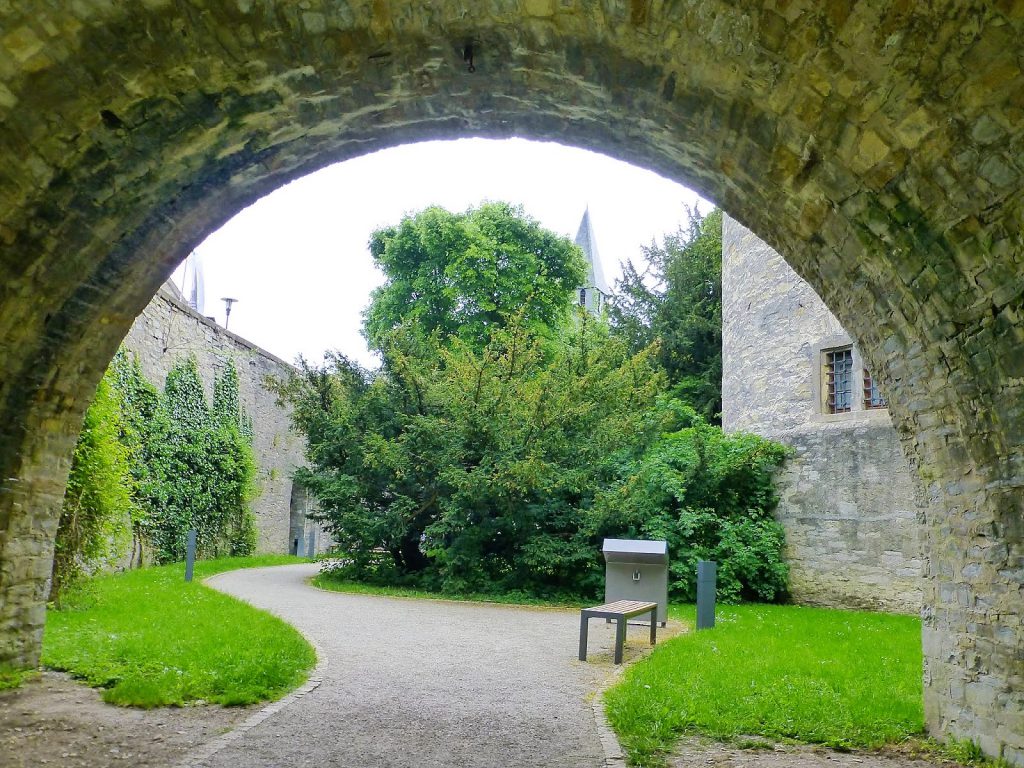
[121, 286, 330, 555]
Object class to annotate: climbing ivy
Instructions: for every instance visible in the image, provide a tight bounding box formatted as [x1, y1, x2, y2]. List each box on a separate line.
[50, 366, 137, 604]
[57, 350, 260, 579]
[145, 357, 258, 563]
[111, 349, 167, 567]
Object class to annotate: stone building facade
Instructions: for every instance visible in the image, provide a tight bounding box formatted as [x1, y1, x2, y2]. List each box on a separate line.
[121, 285, 327, 557]
[722, 215, 925, 614]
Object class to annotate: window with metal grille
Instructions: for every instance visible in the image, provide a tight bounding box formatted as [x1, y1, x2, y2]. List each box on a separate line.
[825, 347, 853, 413]
[864, 369, 887, 409]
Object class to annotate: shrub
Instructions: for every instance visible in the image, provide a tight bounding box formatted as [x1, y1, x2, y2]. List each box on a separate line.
[596, 400, 789, 602]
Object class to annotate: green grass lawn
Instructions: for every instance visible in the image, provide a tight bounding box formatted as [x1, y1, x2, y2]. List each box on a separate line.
[312, 570, 584, 608]
[605, 603, 924, 767]
[43, 555, 316, 708]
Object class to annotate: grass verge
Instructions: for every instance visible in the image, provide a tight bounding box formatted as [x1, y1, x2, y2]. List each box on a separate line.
[605, 603, 924, 767]
[0, 666, 39, 691]
[312, 570, 583, 608]
[43, 555, 316, 708]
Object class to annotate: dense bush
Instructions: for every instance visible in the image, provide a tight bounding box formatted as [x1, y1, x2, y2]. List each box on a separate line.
[596, 399, 789, 602]
[287, 314, 663, 599]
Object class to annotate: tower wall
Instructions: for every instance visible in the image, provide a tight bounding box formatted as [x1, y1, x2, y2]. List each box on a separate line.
[722, 215, 924, 613]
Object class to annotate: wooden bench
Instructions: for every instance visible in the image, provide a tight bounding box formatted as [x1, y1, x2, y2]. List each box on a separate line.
[578, 600, 658, 664]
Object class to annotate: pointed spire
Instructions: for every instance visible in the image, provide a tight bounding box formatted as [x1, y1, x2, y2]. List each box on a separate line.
[574, 207, 610, 296]
[179, 251, 206, 315]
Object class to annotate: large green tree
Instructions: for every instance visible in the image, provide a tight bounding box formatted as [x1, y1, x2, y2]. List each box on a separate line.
[610, 206, 723, 423]
[284, 202, 787, 603]
[282, 314, 663, 597]
[363, 202, 587, 353]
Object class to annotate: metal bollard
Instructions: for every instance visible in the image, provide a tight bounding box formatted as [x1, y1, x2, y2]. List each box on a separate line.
[696, 560, 716, 630]
[184, 529, 197, 582]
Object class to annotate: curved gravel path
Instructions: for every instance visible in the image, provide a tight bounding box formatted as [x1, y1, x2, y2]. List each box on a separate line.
[196, 563, 622, 768]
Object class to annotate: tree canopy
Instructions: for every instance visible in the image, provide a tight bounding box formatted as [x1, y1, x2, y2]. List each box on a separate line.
[609, 206, 723, 423]
[363, 202, 587, 353]
[282, 202, 788, 603]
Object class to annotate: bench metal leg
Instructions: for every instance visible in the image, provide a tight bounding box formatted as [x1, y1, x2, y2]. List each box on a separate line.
[649, 607, 657, 646]
[579, 613, 590, 661]
[614, 617, 627, 664]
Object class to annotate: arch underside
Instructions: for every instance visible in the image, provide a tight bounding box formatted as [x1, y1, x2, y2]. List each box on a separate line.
[0, 2, 1021, 762]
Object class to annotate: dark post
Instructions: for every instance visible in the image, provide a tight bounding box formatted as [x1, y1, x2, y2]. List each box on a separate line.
[184, 529, 197, 582]
[696, 560, 716, 630]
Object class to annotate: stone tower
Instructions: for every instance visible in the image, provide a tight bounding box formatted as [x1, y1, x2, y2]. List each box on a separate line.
[573, 208, 611, 315]
[721, 215, 925, 613]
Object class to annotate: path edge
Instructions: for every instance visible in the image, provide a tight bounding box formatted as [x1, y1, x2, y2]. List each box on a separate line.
[593, 665, 628, 767]
[173, 566, 329, 768]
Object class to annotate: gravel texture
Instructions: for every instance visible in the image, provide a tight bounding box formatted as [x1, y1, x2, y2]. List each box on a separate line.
[667, 738, 966, 768]
[196, 563, 624, 768]
[0, 671, 248, 768]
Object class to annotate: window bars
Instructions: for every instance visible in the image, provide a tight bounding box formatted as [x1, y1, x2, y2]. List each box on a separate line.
[825, 347, 854, 413]
[863, 369, 887, 409]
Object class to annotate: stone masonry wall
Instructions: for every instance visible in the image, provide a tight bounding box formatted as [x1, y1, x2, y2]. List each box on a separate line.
[122, 286, 326, 556]
[0, 3, 1020, 760]
[722, 215, 925, 613]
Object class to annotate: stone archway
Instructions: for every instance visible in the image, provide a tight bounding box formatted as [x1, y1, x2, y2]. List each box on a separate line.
[0, 2, 1020, 761]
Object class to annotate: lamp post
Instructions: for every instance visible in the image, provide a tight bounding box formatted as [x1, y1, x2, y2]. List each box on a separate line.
[221, 297, 238, 330]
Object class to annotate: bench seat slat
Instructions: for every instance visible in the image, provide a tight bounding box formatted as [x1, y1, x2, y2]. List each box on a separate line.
[581, 600, 657, 620]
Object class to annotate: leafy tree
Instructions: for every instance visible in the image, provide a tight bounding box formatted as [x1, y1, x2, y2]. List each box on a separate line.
[283, 202, 788, 604]
[363, 202, 587, 353]
[595, 398, 789, 602]
[281, 315, 663, 598]
[610, 206, 723, 422]
[49, 367, 136, 603]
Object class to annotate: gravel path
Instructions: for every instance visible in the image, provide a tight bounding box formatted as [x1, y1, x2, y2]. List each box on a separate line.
[197, 563, 622, 768]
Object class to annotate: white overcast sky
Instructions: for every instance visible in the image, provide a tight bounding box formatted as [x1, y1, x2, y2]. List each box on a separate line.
[177, 138, 707, 368]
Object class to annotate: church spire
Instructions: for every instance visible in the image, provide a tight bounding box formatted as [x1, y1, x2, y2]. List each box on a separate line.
[574, 207, 610, 315]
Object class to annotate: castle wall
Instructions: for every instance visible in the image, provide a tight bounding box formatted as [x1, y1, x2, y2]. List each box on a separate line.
[722, 216, 924, 613]
[121, 287, 327, 556]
